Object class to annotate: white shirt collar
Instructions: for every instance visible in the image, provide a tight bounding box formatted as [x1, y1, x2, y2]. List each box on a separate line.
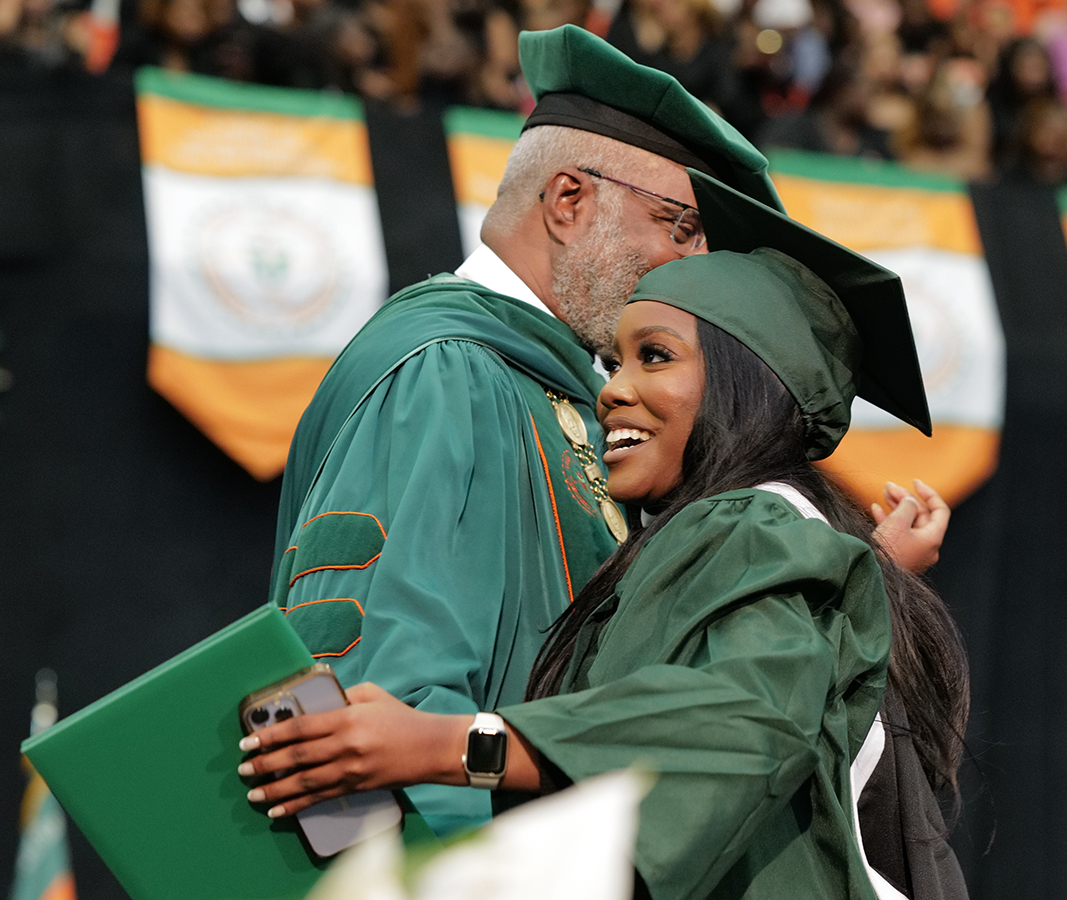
[455, 244, 556, 319]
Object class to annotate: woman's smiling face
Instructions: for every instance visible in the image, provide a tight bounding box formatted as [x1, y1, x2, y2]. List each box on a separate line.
[598, 300, 706, 508]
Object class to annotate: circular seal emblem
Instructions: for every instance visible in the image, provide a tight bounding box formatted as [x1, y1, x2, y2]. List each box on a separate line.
[561, 449, 597, 516]
[196, 202, 340, 331]
[903, 281, 961, 394]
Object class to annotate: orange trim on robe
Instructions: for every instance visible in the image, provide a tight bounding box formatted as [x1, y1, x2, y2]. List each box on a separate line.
[530, 415, 575, 604]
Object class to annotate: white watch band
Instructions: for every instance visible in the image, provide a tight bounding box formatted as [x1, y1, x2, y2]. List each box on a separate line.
[463, 712, 507, 789]
[467, 772, 502, 789]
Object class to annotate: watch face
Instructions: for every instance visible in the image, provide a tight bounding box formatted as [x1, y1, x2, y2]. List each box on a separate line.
[467, 728, 507, 776]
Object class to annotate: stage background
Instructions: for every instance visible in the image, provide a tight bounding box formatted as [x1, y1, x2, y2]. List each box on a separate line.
[3, 64, 1067, 900]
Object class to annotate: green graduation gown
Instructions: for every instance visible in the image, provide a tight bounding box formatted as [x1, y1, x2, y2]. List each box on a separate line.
[269, 275, 620, 835]
[498, 489, 890, 900]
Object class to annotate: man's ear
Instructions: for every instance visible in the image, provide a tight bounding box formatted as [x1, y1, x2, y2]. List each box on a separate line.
[540, 168, 598, 246]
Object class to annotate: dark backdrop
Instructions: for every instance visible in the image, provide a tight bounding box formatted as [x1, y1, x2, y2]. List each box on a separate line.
[938, 181, 1067, 898]
[2, 65, 1065, 900]
[0, 65, 286, 900]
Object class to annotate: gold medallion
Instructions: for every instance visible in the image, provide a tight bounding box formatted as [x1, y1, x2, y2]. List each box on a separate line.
[600, 498, 629, 543]
[554, 401, 588, 445]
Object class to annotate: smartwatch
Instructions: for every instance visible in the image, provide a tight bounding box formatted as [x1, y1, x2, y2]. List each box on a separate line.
[462, 712, 508, 789]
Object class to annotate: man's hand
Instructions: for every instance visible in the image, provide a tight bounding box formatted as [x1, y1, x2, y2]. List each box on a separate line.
[871, 479, 950, 574]
[237, 682, 470, 818]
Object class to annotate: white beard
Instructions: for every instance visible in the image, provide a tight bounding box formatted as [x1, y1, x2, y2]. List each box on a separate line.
[552, 195, 654, 357]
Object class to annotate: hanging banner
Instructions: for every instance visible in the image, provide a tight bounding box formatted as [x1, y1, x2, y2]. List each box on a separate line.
[769, 151, 1005, 507]
[136, 69, 387, 480]
[444, 106, 525, 256]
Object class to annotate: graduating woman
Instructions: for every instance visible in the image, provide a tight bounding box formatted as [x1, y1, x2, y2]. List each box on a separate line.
[239, 171, 970, 900]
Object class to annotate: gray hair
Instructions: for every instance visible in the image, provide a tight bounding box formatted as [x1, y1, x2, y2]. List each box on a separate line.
[482, 125, 655, 235]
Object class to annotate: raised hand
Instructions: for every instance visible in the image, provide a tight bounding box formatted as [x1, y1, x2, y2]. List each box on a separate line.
[871, 479, 950, 574]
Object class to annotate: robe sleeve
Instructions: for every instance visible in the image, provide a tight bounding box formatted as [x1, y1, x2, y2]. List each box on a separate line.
[497, 496, 890, 900]
[279, 339, 556, 835]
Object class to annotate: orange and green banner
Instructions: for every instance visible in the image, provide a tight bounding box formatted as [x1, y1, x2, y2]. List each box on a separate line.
[769, 151, 1005, 507]
[136, 69, 387, 480]
[444, 107, 525, 256]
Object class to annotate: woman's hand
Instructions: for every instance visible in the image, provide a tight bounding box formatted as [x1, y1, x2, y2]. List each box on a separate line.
[871, 479, 950, 574]
[237, 682, 470, 818]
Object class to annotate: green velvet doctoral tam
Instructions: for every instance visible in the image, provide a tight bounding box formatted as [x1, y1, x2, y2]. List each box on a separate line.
[270, 275, 620, 836]
[498, 489, 890, 900]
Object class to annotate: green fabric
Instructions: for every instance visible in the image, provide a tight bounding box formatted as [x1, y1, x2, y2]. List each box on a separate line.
[397, 794, 442, 849]
[499, 489, 890, 900]
[284, 600, 364, 656]
[629, 248, 859, 460]
[271, 276, 620, 836]
[271, 549, 296, 608]
[288, 512, 387, 583]
[518, 26, 783, 212]
[273, 274, 606, 528]
[682, 169, 931, 438]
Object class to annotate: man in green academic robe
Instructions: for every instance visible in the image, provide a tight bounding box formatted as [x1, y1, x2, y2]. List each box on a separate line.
[269, 25, 785, 836]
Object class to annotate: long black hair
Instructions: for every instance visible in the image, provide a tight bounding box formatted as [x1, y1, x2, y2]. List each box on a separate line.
[526, 318, 970, 803]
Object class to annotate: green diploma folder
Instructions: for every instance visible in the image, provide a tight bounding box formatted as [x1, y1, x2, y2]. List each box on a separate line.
[21, 604, 333, 900]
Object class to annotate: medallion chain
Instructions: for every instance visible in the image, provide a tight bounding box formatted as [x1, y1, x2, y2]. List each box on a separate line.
[545, 389, 629, 544]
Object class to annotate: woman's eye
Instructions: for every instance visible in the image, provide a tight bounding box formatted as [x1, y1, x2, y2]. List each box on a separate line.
[639, 343, 673, 365]
[601, 355, 621, 375]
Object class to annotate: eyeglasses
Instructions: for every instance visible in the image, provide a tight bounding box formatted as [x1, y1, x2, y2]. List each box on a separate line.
[578, 167, 706, 254]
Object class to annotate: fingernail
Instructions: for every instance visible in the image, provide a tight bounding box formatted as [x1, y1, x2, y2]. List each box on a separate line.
[914, 478, 928, 488]
[237, 762, 255, 777]
[886, 481, 902, 492]
[247, 788, 266, 803]
[239, 736, 260, 752]
[267, 805, 285, 818]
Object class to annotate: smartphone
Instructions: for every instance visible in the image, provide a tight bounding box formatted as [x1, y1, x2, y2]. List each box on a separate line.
[239, 664, 402, 857]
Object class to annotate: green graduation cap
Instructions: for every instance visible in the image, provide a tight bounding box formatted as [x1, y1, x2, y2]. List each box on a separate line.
[519, 25, 784, 213]
[627, 169, 931, 460]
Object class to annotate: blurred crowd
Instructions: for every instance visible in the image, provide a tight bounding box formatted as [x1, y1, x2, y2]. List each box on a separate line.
[4, 0, 1067, 183]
